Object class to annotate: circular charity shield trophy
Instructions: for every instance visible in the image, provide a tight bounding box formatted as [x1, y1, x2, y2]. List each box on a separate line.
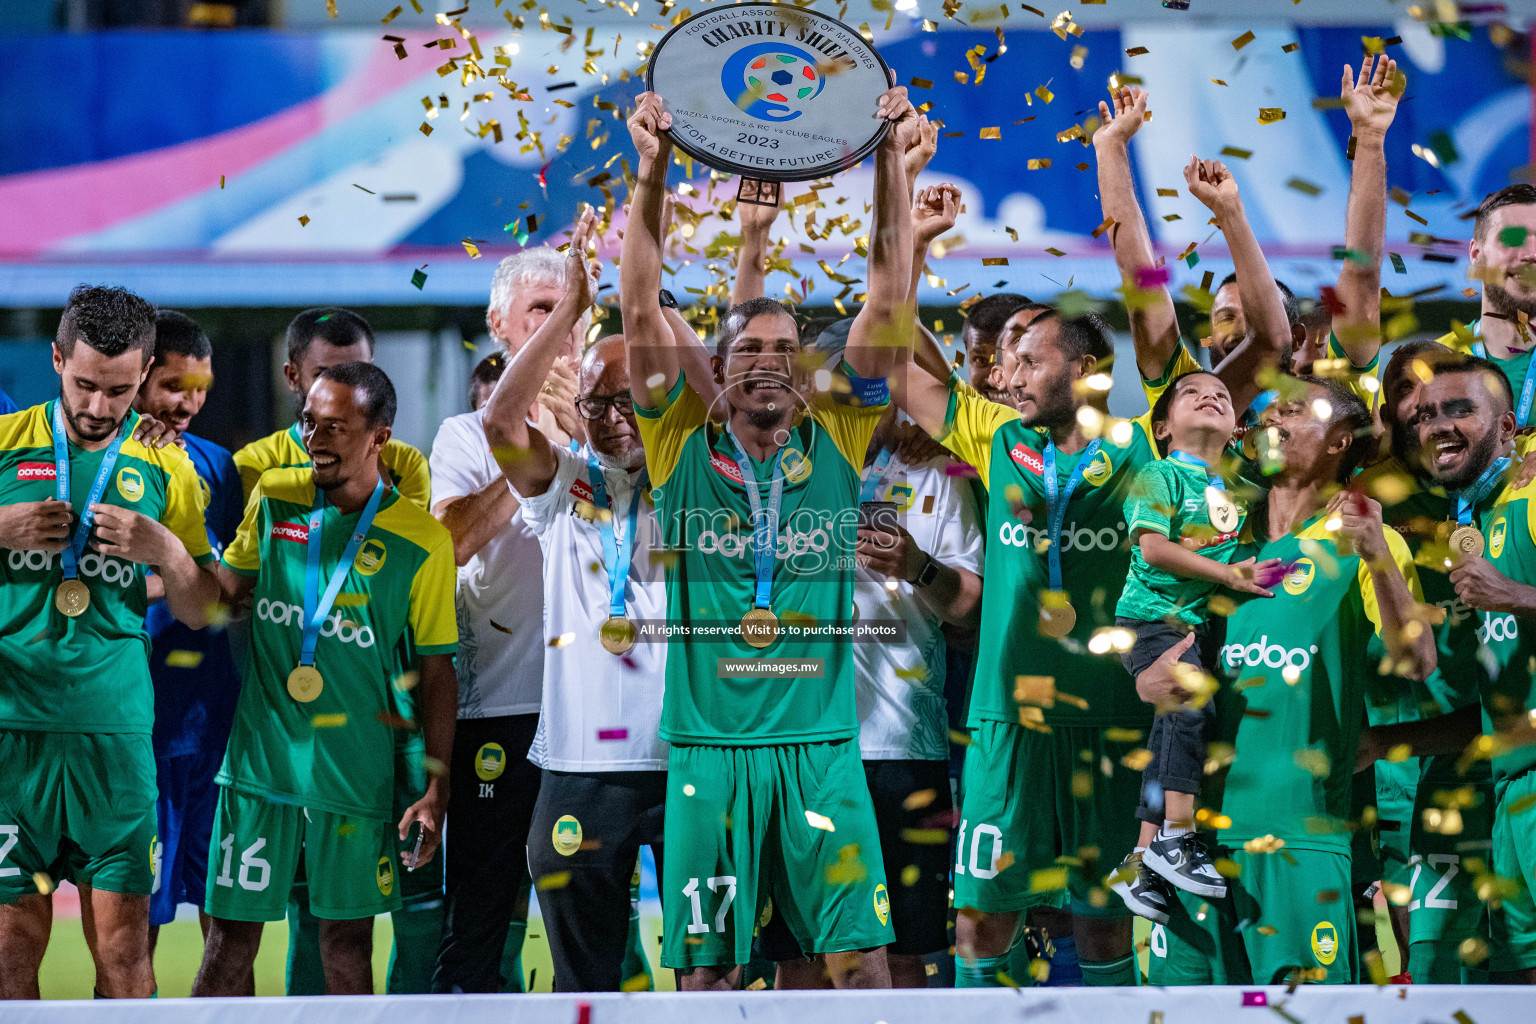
[647, 1, 892, 206]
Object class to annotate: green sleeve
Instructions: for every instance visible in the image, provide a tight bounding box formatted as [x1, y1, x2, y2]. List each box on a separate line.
[1125, 461, 1176, 537]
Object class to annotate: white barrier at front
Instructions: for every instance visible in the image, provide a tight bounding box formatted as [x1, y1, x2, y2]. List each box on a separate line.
[1, 986, 1524, 1024]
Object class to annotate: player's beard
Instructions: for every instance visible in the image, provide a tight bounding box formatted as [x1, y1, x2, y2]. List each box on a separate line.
[1017, 368, 1078, 432]
[1434, 424, 1502, 492]
[593, 444, 645, 473]
[1484, 274, 1536, 325]
[58, 388, 123, 444]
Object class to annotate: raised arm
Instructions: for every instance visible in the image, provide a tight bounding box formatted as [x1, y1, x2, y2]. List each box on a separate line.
[1094, 86, 1180, 379]
[1334, 492, 1436, 681]
[1333, 56, 1406, 367]
[482, 206, 597, 497]
[1186, 158, 1291, 412]
[844, 85, 917, 380]
[622, 92, 681, 403]
[730, 188, 784, 307]
[909, 183, 958, 309]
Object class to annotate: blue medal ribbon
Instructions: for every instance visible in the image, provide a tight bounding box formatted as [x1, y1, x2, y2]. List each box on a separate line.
[1042, 439, 1102, 591]
[1453, 454, 1511, 525]
[299, 479, 386, 669]
[51, 401, 132, 587]
[858, 447, 897, 503]
[725, 426, 786, 611]
[1470, 330, 1534, 427]
[1167, 449, 1226, 492]
[587, 454, 648, 618]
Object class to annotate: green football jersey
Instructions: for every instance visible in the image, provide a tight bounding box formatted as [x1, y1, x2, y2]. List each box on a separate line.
[1213, 515, 1421, 853]
[1359, 457, 1494, 791]
[0, 401, 213, 734]
[937, 379, 1157, 729]
[635, 371, 887, 746]
[1471, 478, 1536, 783]
[220, 468, 457, 819]
[1117, 456, 1248, 626]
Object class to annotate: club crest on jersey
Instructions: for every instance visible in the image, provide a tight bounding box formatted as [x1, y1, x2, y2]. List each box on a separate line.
[376, 857, 395, 896]
[1282, 558, 1315, 595]
[1310, 921, 1338, 965]
[1009, 443, 1044, 476]
[1081, 450, 1113, 486]
[272, 522, 309, 544]
[17, 462, 56, 482]
[873, 883, 890, 926]
[881, 481, 916, 513]
[780, 448, 811, 485]
[552, 814, 583, 856]
[115, 467, 144, 502]
[475, 742, 506, 781]
[1491, 517, 1507, 558]
[710, 452, 746, 485]
[355, 539, 387, 576]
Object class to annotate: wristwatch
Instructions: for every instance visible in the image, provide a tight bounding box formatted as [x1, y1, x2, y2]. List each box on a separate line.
[911, 551, 939, 588]
[657, 288, 679, 309]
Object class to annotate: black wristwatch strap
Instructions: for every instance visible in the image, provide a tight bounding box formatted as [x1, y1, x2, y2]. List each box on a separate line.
[913, 552, 940, 588]
[658, 288, 679, 309]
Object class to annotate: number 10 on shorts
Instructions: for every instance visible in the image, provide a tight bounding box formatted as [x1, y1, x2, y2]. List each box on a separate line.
[682, 875, 737, 933]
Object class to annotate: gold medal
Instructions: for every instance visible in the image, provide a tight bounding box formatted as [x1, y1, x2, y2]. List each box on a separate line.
[740, 607, 781, 649]
[287, 665, 324, 703]
[1450, 524, 1486, 561]
[600, 615, 637, 655]
[54, 579, 90, 618]
[1038, 599, 1077, 639]
[1206, 486, 1240, 534]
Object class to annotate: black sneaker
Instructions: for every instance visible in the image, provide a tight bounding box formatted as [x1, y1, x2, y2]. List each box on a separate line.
[1144, 830, 1227, 898]
[1108, 852, 1172, 925]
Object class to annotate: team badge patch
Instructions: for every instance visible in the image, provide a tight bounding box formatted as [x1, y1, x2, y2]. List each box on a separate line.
[552, 815, 583, 856]
[377, 856, 395, 896]
[1491, 517, 1507, 559]
[1081, 450, 1113, 486]
[475, 742, 506, 781]
[780, 448, 812, 485]
[873, 883, 890, 926]
[1310, 920, 1338, 965]
[1282, 558, 1315, 596]
[116, 466, 144, 502]
[355, 538, 387, 576]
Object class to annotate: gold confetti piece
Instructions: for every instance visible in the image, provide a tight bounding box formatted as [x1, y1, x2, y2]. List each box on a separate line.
[1232, 30, 1256, 50]
[382, 5, 402, 23]
[1027, 159, 1050, 170]
[419, 122, 434, 137]
[1406, 209, 1429, 225]
[219, 174, 225, 189]
[1282, 42, 1300, 53]
[979, 126, 1001, 140]
[1286, 177, 1321, 195]
[312, 714, 348, 728]
[902, 864, 921, 887]
[1075, 161, 1090, 171]
[1259, 108, 1287, 124]
[1156, 188, 1179, 196]
[902, 789, 937, 811]
[1125, 46, 1149, 56]
[164, 649, 206, 670]
[420, 755, 446, 777]
[805, 810, 836, 832]
[1045, 247, 1067, 257]
[910, 77, 933, 89]
[34, 872, 54, 895]
[461, 238, 482, 258]
[550, 632, 575, 647]
[536, 871, 571, 891]
[1210, 79, 1228, 87]
[621, 973, 650, 993]
[1091, 216, 1116, 239]
[297, 215, 310, 226]
[983, 257, 1011, 266]
[1034, 85, 1054, 104]
[1220, 146, 1252, 159]
[1256, 924, 1278, 936]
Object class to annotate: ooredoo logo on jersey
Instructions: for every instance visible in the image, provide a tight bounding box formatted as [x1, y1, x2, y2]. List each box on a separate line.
[256, 599, 375, 649]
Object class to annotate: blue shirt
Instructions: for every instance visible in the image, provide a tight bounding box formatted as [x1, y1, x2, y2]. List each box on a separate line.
[148, 432, 244, 758]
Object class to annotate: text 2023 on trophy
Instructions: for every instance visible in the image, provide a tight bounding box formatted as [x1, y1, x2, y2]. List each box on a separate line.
[646, 2, 891, 202]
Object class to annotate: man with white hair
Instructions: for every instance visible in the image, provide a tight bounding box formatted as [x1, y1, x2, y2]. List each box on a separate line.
[428, 246, 589, 993]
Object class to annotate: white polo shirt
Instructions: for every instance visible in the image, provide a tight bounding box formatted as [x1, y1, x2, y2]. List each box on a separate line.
[855, 451, 983, 761]
[516, 443, 668, 772]
[428, 410, 544, 719]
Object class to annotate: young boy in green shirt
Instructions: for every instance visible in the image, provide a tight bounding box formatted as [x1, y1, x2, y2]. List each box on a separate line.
[1110, 372, 1283, 920]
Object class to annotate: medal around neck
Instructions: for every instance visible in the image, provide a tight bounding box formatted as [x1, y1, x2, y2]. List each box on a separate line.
[646, 2, 892, 182]
[741, 606, 782, 648]
[600, 615, 638, 655]
[1038, 593, 1076, 639]
[1449, 524, 1485, 560]
[287, 665, 324, 703]
[55, 579, 91, 618]
[1206, 486, 1240, 534]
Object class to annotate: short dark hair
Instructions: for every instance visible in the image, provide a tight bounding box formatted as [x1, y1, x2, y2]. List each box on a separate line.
[468, 352, 506, 410]
[963, 293, 1033, 339]
[1474, 183, 1536, 241]
[56, 285, 156, 364]
[716, 296, 796, 358]
[1294, 374, 1373, 481]
[1218, 272, 1302, 330]
[1033, 308, 1114, 366]
[152, 310, 212, 366]
[317, 361, 397, 428]
[1380, 339, 1459, 428]
[286, 307, 375, 366]
[1409, 351, 1514, 413]
[1149, 370, 1224, 456]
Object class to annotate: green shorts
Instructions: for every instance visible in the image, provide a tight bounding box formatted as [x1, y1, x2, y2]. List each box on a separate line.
[1147, 844, 1356, 985]
[952, 720, 1142, 918]
[1404, 767, 1492, 949]
[203, 786, 402, 922]
[1490, 770, 1536, 973]
[1374, 758, 1418, 888]
[660, 739, 893, 970]
[0, 730, 157, 902]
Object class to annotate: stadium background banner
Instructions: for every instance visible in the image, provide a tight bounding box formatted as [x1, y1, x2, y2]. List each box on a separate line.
[0, 16, 1530, 307]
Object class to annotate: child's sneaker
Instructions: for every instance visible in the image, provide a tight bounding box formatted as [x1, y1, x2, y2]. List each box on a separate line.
[1109, 851, 1173, 924]
[1144, 830, 1228, 898]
